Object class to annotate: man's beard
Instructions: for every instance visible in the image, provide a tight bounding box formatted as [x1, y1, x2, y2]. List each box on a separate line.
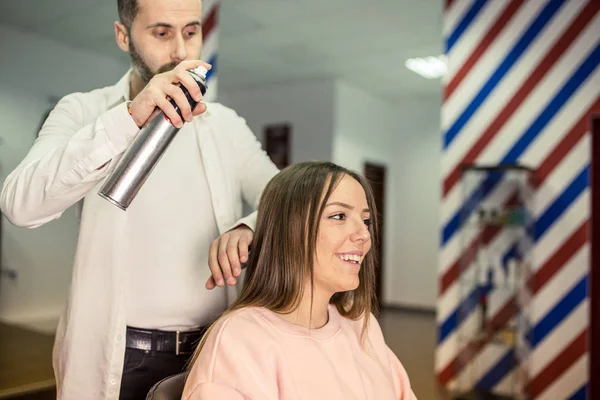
[129, 36, 178, 84]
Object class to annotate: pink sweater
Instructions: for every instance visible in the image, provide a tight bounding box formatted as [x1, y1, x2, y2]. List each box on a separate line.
[183, 305, 417, 399]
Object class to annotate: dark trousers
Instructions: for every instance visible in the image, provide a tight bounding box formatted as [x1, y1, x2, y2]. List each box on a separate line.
[119, 347, 193, 400]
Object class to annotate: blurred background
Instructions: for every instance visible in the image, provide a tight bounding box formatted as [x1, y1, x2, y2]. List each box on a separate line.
[0, 0, 598, 399]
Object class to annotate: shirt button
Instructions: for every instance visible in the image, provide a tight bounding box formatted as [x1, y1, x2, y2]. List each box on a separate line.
[117, 335, 122, 341]
[111, 379, 117, 385]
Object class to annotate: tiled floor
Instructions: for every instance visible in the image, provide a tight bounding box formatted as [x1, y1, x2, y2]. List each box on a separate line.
[379, 308, 441, 400]
[0, 324, 55, 399]
[1, 308, 442, 399]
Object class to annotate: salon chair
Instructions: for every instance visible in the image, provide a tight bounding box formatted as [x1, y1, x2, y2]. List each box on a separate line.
[146, 371, 187, 400]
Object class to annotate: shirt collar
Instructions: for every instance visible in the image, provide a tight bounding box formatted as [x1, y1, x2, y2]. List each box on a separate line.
[107, 68, 133, 107]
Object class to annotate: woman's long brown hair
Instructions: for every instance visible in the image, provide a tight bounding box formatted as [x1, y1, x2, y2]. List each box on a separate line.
[188, 161, 380, 368]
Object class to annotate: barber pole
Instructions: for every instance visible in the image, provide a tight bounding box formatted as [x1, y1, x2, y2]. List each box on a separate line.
[201, 0, 220, 102]
[437, 0, 599, 398]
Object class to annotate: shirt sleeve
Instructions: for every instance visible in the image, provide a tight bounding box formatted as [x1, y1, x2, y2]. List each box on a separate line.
[0, 94, 139, 228]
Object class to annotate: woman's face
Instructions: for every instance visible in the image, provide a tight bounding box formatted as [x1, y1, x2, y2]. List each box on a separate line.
[313, 174, 372, 295]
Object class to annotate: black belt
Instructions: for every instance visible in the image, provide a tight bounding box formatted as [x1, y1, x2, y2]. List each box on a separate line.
[125, 326, 208, 356]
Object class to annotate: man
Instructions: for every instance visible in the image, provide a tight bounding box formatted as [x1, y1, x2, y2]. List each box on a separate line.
[0, 0, 278, 399]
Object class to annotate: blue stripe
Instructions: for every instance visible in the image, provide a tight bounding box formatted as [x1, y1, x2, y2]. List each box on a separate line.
[442, 42, 600, 247]
[476, 350, 516, 391]
[477, 275, 588, 389]
[569, 384, 588, 400]
[502, 45, 600, 163]
[438, 287, 481, 343]
[528, 275, 588, 346]
[438, 166, 588, 345]
[206, 55, 217, 82]
[443, 0, 566, 149]
[446, 0, 488, 53]
[535, 166, 589, 241]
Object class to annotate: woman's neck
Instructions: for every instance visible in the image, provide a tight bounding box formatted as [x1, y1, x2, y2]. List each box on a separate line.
[277, 287, 331, 329]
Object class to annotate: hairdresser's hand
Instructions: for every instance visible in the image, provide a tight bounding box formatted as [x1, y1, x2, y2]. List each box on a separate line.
[207, 225, 253, 290]
[128, 59, 211, 128]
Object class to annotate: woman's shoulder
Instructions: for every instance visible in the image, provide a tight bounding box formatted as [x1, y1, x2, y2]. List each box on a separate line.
[210, 307, 272, 340]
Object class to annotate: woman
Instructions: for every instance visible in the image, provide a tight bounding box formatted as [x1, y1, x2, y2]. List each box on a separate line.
[183, 161, 417, 399]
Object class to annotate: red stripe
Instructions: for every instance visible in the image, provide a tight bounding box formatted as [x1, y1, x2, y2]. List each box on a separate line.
[526, 328, 588, 398]
[442, 1, 598, 198]
[536, 98, 600, 185]
[202, 3, 219, 41]
[531, 220, 589, 294]
[446, 0, 456, 11]
[437, 220, 589, 385]
[437, 297, 517, 385]
[440, 217, 505, 295]
[444, 0, 523, 101]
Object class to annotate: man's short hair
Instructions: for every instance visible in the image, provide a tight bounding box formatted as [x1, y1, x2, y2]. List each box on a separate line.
[117, 0, 138, 30]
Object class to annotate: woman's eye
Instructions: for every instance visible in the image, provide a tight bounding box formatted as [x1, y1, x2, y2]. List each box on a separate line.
[330, 213, 346, 221]
[363, 219, 372, 227]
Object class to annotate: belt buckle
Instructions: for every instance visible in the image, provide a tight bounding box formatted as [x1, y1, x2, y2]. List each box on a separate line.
[175, 331, 191, 356]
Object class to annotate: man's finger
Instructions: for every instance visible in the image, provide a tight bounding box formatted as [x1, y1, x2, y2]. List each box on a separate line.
[206, 276, 216, 290]
[238, 237, 249, 265]
[226, 240, 241, 277]
[218, 236, 236, 285]
[208, 240, 224, 287]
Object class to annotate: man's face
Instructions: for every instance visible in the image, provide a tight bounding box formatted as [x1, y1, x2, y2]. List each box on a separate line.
[122, 0, 203, 83]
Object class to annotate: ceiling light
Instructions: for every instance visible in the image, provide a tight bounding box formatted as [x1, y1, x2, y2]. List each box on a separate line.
[405, 55, 447, 79]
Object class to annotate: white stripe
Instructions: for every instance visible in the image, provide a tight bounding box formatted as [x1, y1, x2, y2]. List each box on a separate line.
[537, 352, 588, 400]
[494, 369, 522, 398]
[442, 0, 587, 175]
[449, 205, 589, 389]
[444, 0, 473, 37]
[531, 189, 589, 276]
[520, 86, 597, 170]
[437, 171, 589, 377]
[435, 310, 480, 372]
[440, 163, 588, 323]
[445, 0, 508, 83]
[532, 136, 590, 217]
[529, 298, 588, 378]
[438, 226, 518, 323]
[441, 69, 598, 284]
[477, 13, 600, 166]
[531, 241, 588, 327]
[441, 0, 554, 133]
[441, 17, 600, 237]
[454, 335, 515, 392]
[531, 238, 588, 321]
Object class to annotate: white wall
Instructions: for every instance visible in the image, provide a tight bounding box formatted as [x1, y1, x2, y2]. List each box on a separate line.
[385, 96, 441, 310]
[333, 82, 441, 309]
[0, 23, 129, 329]
[219, 79, 336, 163]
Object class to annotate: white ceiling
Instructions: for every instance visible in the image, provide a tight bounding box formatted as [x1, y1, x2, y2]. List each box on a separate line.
[0, 0, 443, 103]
